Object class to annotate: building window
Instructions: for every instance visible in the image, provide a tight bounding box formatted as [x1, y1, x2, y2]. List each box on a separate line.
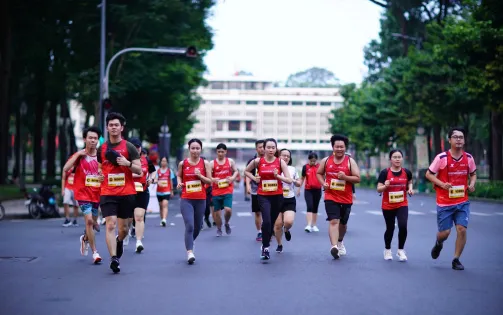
[306, 140, 317, 144]
[278, 139, 288, 143]
[263, 101, 274, 105]
[228, 120, 240, 131]
[229, 100, 241, 105]
[292, 101, 303, 106]
[245, 121, 252, 131]
[244, 82, 256, 90]
[291, 139, 302, 143]
[306, 101, 317, 106]
[278, 101, 288, 106]
[228, 82, 241, 89]
[245, 101, 258, 105]
[210, 100, 223, 105]
[211, 81, 224, 89]
[320, 102, 331, 106]
[216, 120, 224, 131]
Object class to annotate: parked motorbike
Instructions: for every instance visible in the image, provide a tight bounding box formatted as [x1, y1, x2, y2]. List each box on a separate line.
[0, 202, 5, 221]
[24, 184, 60, 219]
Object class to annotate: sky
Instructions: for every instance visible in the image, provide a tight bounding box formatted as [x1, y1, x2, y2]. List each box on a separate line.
[203, 0, 384, 84]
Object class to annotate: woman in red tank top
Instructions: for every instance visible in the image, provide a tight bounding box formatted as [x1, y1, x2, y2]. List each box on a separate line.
[244, 138, 292, 261]
[176, 138, 212, 265]
[377, 149, 414, 262]
[155, 156, 172, 227]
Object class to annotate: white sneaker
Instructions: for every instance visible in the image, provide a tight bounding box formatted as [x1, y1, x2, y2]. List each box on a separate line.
[92, 251, 102, 264]
[396, 249, 407, 262]
[187, 252, 195, 264]
[160, 219, 167, 227]
[383, 249, 393, 260]
[80, 235, 89, 256]
[136, 240, 144, 253]
[304, 225, 312, 233]
[338, 241, 347, 256]
[312, 226, 320, 232]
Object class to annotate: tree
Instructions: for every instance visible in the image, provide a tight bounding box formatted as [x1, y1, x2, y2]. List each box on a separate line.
[285, 67, 340, 88]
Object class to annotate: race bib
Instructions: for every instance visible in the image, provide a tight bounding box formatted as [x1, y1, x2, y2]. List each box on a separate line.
[135, 182, 144, 192]
[283, 186, 290, 197]
[217, 179, 229, 189]
[449, 185, 465, 198]
[158, 179, 168, 188]
[262, 180, 278, 192]
[389, 191, 404, 203]
[67, 174, 75, 185]
[330, 179, 346, 191]
[108, 173, 125, 187]
[85, 175, 101, 187]
[186, 180, 202, 193]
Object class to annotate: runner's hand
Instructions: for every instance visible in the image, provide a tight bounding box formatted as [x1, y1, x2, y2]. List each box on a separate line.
[468, 184, 475, 192]
[441, 182, 452, 190]
[384, 180, 390, 187]
[116, 154, 130, 167]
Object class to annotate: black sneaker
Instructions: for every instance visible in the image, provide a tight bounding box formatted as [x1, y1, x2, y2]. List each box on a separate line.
[72, 219, 79, 227]
[330, 246, 340, 259]
[131, 227, 136, 238]
[284, 230, 291, 241]
[116, 236, 124, 259]
[62, 218, 72, 227]
[452, 258, 465, 270]
[204, 217, 211, 228]
[110, 256, 120, 274]
[261, 247, 270, 260]
[431, 241, 443, 259]
[276, 245, 283, 253]
[225, 223, 232, 235]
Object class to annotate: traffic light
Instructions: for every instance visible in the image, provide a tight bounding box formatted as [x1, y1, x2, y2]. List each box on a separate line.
[185, 46, 198, 58]
[103, 98, 112, 110]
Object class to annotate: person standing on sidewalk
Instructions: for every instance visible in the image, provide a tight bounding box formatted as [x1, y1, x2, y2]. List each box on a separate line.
[61, 155, 80, 227]
[425, 127, 477, 271]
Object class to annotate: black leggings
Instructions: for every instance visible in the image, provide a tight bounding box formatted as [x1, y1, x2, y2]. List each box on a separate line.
[305, 189, 322, 213]
[382, 207, 408, 249]
[257, 194, 283, 248]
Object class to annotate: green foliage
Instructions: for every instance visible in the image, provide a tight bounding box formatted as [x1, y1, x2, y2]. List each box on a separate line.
[285, 67, 340, 87]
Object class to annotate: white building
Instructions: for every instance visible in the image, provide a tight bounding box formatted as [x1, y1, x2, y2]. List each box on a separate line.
[185, 74, 344, 167]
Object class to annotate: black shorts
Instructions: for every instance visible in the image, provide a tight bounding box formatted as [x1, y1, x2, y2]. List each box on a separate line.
[324, 200, 352, 224]
[100, 195, 136, 219]
[251, 194, 260, 213]
[281, 197, 296, 213]
[135, 190, 150, 210]
[157, 194, 171, 203]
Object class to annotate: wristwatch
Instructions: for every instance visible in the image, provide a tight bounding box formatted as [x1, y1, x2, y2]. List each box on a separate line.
[129, 161, 132, 167]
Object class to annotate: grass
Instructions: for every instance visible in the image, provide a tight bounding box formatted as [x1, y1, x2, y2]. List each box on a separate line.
[0, 185, 26, 201]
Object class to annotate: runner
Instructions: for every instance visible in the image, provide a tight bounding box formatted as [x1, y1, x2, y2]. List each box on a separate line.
[274, 149, 301, 253]
[425, 127, 477, 271]
[129, 138, 156, 253]
[156, 156, 174, 227]
[377, 149, 414, 261]
[244, 138, 292, 261]
[61, 156, 79, 227]
[316, 134, 361, 259]
[299, 152, 322, 233]
[245, 140, 265, 241]
[209, 143, 238, 237]
[176, 139, 212, 264]
[62, 126, 103, 264]
[97, 112, 142, 273]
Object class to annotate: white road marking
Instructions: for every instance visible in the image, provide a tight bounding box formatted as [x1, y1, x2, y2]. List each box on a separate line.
[495, 212, 503, 216]
[430, 211, 437, 214]
[470, 211, 492, 217]
[408, 210, 426, 215]
[236, 212, 252, 217]
[175, 213, 182, 218]
[353, 200, 369, 205]
[366, 210, 382, 216]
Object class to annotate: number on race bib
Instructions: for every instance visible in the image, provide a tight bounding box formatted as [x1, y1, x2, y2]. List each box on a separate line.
[186, 180, 202, 193]
[135, 182, 144, 192]
[389, 191, 404, 203]
[85, 175, 101, 187]
[68, 174, 75, 185]
[330, 179, 346, 191]
[262, 180, 278, 192]
[108, 173, 125, 186]
[449, 185, 465, 199]
[158, 179, 168, 187]
[283, 186, 290, 197]
[217, 179, 229, 189]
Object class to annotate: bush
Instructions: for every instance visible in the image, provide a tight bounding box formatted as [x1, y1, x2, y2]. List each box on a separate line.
[470, 181, 503, 200]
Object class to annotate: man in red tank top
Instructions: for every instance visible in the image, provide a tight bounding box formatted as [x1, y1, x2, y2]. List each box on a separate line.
[316, 134, 360, 260]
[426, 128, 477, 271]
[97, 112, 142, 274]
[209, 143, 239, 237]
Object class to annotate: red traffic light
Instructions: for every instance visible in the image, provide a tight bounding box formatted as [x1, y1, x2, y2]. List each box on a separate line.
[186, 46, 198, 58]
[103, 98, 112, 110]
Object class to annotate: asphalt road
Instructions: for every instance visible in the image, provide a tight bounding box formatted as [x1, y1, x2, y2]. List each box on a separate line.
[1, 186, 502, 315]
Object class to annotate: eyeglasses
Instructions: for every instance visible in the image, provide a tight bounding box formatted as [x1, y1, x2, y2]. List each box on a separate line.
[451, 136, 464, 140]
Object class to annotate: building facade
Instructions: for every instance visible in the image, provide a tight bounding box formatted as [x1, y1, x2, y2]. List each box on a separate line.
[185, 75, 344, 168]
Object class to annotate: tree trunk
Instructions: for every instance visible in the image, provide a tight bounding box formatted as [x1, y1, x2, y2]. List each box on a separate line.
[432, 123, 442, 156]
[0, 0, 11, 185]
[426, 126, 432, 162]
[63, 98, 77, 152]
[59, 100, 68, 176]
[490, 110, 502, 180]
[33, 76, 46, 183]
[45, 101, 57, 179]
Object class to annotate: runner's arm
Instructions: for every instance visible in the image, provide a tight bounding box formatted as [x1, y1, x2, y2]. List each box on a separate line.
[343, 158, 361, 184]
[316, 158, 327, 187]
[244, 158, 260, 181]
[229, 158, 239, 182]
[198, 160, 213, 185]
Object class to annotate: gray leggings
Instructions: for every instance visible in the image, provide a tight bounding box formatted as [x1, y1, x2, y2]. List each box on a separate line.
[180, 198, 206, 251]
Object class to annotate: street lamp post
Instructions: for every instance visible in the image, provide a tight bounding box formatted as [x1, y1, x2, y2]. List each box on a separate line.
[100, 46, 197, 139]
[19, 102, 27, 191]
[99, 0, 106, 133]
[158, 118, 171, 161]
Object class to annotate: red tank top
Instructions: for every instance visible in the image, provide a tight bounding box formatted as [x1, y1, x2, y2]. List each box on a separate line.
[382, 168, 409, 210]
[324, 155, 353, 204]
[73, 153, 101, 203]
[435, 151, 470, 206]
[156, 168, 172, 193]
[304, 163, 321, 190]
[212, 158, 234, 196]
[100, 140, 137, 196]
[181, 158, 206, 200]
[257, 157, 282, 196]
[133, 156, 148, 192]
